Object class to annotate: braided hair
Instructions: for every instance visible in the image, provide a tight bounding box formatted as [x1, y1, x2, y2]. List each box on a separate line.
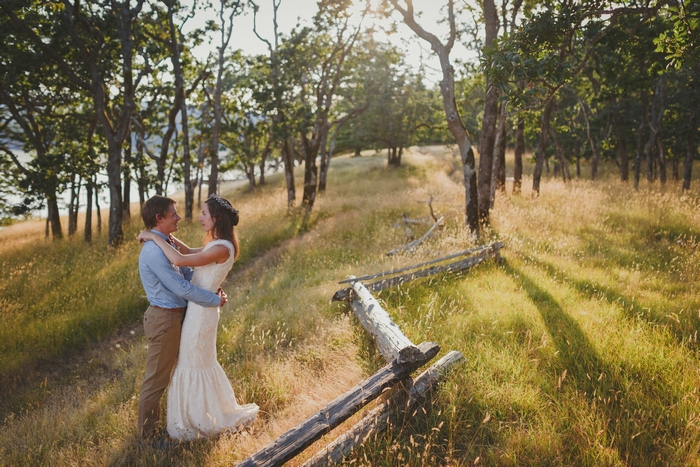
[205, 194, 240, 261]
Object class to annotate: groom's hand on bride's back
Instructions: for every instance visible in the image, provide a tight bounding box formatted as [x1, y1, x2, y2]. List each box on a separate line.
[217, 288, 228, 306]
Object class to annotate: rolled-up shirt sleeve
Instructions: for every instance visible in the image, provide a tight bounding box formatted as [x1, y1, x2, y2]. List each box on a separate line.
[146, 244, 221, 307]
[181, 265, 194, 282]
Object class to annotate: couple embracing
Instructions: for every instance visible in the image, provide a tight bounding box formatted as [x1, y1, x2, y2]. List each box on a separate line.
[137, 194, 258, 442]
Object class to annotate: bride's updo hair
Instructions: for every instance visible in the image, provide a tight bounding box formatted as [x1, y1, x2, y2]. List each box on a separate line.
[205, 194, 240, 261]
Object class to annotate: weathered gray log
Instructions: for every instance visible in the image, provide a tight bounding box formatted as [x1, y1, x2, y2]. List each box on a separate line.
[386, 216, 444, 256]
[333, 250, 497, 302]
[349, 278, 421, 364]
[301, 350, 465, 467]
[392, 213, 434, 228]
[339, 242, 504, 284]
[236, 342, 440, 467]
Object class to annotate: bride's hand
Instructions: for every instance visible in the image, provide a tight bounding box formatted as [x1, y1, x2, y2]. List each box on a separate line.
[137, 230, 155, 244]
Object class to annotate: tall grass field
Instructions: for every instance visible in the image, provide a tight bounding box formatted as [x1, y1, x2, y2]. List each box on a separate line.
[1, 147, 700, 466]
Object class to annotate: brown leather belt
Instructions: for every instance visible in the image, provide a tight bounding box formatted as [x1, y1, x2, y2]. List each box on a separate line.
[151, 305, 186, 313]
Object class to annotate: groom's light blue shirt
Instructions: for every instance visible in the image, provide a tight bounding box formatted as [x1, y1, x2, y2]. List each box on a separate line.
[138, 229, 221, 309]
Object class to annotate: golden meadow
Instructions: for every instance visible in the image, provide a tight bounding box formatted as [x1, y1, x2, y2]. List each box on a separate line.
[1, 148, 700, 466]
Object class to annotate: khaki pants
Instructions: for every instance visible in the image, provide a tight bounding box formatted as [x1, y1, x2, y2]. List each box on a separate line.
[137, 305, 184, 438]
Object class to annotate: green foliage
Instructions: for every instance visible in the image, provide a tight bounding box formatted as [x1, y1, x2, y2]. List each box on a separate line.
[654, 0, 700, 69]
[336, 38, 449, 156]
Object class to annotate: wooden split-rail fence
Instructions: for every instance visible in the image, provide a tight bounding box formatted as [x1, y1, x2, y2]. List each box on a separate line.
[236, 242, 504, 467]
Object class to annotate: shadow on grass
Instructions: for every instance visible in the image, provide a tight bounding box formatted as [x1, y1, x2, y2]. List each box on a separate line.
[503, 262, 687, 466]
[524, 253, 700, 349]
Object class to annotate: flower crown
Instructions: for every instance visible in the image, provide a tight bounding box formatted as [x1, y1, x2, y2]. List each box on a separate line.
[207, 194, 239, 219]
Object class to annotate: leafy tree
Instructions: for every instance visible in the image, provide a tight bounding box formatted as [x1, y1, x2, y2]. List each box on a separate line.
[287, 0, 367, 214]
[0, 10, 77, 239]
[654, 0, 700, 190]
[1, 0, 151, 245]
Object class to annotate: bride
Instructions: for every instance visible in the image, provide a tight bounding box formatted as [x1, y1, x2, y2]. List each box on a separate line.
[138, 194, 258, 441]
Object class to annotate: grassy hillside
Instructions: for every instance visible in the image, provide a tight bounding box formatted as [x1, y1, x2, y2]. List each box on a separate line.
[1, 148, 700, 466]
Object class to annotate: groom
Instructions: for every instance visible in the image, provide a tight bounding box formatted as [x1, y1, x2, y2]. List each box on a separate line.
[137, 195, 227, 439]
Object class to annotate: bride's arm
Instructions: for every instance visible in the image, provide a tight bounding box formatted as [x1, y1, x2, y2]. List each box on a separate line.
[137, 231, 229, 266]
[170, 236, 203, 254]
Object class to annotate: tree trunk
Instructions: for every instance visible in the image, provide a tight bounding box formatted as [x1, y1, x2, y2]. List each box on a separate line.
[683, 111, 697, 191]
[181, 102, 193, 220]
[105, 140, 124, 245]
[435, 58, 479, 233]
[318, 126, 331, 187]
[122, 131, 132, 223]
[209, 1, 233, 197]
[513, 118, 524, 194]
[533, 98, 554, 196]
[165, 131, 179, 195]
[283, 137, 296, 211]
[197, 166, 203, 208]
[634, 90, 648, 190]
[302, 135, 320, 213]
[579, 100, 600, 181]
[657, 135, 666, 185]
[549, 127, 568, 182]
[477, 0, 499, 225]
[247, 162, 256, 190]
[434, 53, 478, 232]
[135, 121, 148, 207]
[259, 147, 269, 186]
[590, 143, 600, 181]
[387, 146, 401, 167]
[646, 131, 654, 183]
[645, 75, 666, 184]
[68, 173, 78, 237]
[95, 177, 102, 234]
[614, 100, 629, 181]
[85, 178, 93, 243]
[74, 179, 81, 233]
[390, 0, 478, 233]
[196, 137, 206, 208]
[576, 154, 581, 178]
[496, 116, 507, 189]
[490, 102, 507, 208]
[47, 188, 63, 240]
[672, 159, 679, 181]
[157, 91, 183, 195]
[166, 0, 194, 220]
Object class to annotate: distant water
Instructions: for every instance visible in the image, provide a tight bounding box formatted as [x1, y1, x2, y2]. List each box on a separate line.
[3, 169, 250, 221]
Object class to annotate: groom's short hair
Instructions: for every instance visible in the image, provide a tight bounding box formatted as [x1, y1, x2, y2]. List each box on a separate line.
[142, 195, 176, 229]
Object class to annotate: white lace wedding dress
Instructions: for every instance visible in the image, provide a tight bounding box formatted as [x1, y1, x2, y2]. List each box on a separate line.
[167, 239, 258, 441]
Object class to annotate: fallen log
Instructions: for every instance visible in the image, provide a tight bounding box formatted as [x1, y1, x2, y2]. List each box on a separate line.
[333, 249, 499, 302]
[386, 216, 444, 256]
[392, 213, 434, 228]
[349, 277, 421, 364]
[236, 342, 440, 467]
[339, 242, 504, 285]
[301, 350, 465, 467]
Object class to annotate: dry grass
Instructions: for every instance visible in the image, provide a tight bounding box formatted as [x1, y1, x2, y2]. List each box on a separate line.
[2, 148, 700, 466]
